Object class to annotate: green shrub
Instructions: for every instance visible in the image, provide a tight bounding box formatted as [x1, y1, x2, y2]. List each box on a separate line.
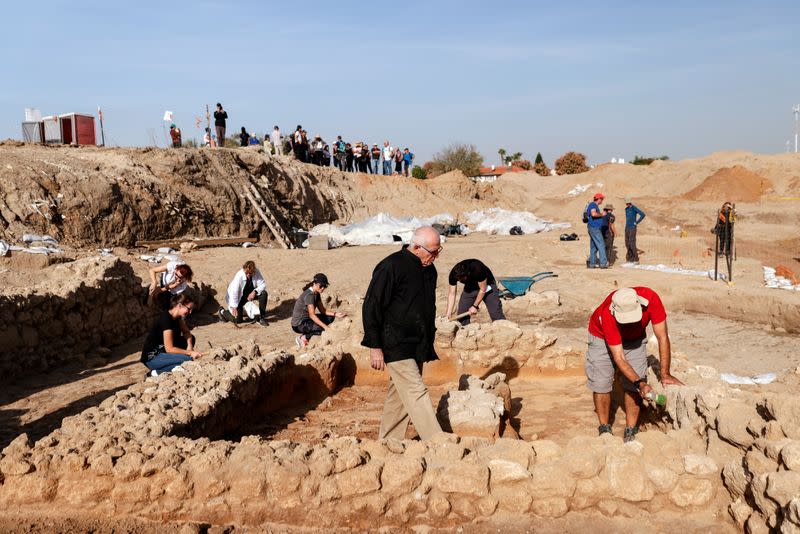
[534, 161, 551, 176]
[430, 143, 484, 177]
[534, 152, 544, 165]
[411, 165, 428, 179]
[632, 155, 669, 165]
[510, 159, 532, 170]
[554, 151, 589, 175]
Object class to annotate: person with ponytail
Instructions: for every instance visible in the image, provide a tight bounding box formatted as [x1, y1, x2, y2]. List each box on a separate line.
[290, 273, 347, 348]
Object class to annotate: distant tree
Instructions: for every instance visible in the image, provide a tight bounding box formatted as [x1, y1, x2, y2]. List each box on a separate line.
[431, 143, 484, 177]
[498, 148, 507, 166]
[422, 161, 437, 177]
[411, 165, 428, 179]
[554, 151, 590, 175]
[534, 152, 544, 165]
[534, 161, 551, 176]
[632, 155, 669, 165]
[510, 159, 532, 170]
[508, 152, 522, 163]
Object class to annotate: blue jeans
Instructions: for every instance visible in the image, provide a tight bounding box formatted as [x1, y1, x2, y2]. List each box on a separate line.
[371, 159, 379, 174]
[145, 353, 192, 374]
[588, 226, 608, 267]
[383, 160, 392, 175]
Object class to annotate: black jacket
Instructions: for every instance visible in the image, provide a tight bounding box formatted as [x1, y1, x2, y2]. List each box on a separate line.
[361, 246, 438, 363]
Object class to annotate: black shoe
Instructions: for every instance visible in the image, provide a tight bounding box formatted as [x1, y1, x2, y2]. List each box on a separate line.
[623, 426, 640, 443]
[217, 307, 227, 322]
[258, 318, 268, 327]
[598, 423, 612, 435]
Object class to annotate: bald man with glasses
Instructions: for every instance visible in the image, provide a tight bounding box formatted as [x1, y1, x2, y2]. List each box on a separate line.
[362, 226, 444, 440]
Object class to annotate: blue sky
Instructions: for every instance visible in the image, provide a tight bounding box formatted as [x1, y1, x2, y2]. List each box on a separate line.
[2, 1, 798, 165]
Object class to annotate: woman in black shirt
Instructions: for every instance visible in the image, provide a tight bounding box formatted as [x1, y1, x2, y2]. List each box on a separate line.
[141, 293, 201, 376]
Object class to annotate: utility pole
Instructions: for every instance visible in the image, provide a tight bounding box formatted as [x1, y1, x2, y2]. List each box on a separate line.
[794, 104, 800, 153]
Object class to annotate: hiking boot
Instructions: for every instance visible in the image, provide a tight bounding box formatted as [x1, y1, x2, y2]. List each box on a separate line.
[258, 318, 269, 327]
[217, 307, 227, 322]
[598, 423, 612, 436]
[623, 426, 640, 443]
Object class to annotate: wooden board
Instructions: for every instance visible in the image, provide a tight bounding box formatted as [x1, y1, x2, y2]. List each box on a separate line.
[136, 236, 254, 250]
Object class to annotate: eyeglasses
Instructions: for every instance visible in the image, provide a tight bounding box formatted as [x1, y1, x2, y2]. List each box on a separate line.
[180, 303, 194, 314]
[419, 244, 443, 256]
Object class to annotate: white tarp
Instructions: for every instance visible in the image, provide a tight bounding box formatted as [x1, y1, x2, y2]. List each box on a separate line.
[308, 213, 455, 248]
[307, 209, 568, 248]
[763, 266, 800, 291]
[720, 373, 777, 385]
[464, 208, 569, 235]
[621, 263, 727, 280]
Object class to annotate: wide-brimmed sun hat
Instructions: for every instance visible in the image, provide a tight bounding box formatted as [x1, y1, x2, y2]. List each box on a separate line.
[610, 288, 649, 324]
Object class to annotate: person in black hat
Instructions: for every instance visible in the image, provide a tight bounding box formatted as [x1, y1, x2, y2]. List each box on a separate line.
[290, 273, 347, 348]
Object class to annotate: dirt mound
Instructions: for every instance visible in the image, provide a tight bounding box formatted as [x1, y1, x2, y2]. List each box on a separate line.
[0, 145, 506, 248]
[683, 165, 773, 202]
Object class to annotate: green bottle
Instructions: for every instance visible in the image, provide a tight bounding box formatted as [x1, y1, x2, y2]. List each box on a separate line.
[645, 391, 666, 406]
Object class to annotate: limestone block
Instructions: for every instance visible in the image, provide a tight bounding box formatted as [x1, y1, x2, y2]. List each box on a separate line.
[530, 497, 568, 518]
[477, 438, 536, 470]
[488, 459, 530, 484]
[335, 462, 383, 498]
[491, 482, 532, 512]
[728, 497, 753, 529]
[787, 498, 800, 526]
[423, 443, 465, 469]
[571, 476, 609, 509]
[381, 457, 425, 496]
[562, 438, 605, 479]
[764, 471, 800, 508]
[603, 450, 654, 502]
[527, 463, 576, 500]
[668, 476, 715, 508]
[645, 464, 679, 494]
[716, 400, 759, 449]
[426, 493, 451, 519]
[682, 454, 719, 476]
[722, 460, 750, 499]
[750, 473, 778, 517]
[440, 389, 503, 439]
[531, 440, 562, 462]
[764, 396, 800, 440]
[435, 463, 489, 496]
[746, 448, 779, 478]
[781, 441, 800, 471]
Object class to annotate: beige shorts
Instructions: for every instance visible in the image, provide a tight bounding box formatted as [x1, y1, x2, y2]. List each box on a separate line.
[585, 333, 647, 393]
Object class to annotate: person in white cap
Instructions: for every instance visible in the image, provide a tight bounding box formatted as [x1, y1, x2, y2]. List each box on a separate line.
[585, 287, 684, 442]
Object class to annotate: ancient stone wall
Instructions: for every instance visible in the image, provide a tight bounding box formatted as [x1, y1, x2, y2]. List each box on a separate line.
[0, 256, 152, 380]
[3, 344, 787, 530]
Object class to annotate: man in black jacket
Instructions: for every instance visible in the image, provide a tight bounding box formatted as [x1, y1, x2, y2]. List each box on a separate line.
[362, 226, 444, 440]
[213, 103, 227, 149]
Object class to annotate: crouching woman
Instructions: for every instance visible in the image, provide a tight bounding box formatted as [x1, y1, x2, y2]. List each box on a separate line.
[141, 293, 202, 376]
[291, 273, 347, 348]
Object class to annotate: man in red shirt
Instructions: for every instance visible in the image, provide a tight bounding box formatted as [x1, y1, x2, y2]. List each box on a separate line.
[586, 287, 683, 442]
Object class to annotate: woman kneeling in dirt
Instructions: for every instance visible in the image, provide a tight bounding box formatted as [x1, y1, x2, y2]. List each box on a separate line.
[148, 261, 194, 310]
[291, 273, 347, 348]
[141, 293, 202, 377]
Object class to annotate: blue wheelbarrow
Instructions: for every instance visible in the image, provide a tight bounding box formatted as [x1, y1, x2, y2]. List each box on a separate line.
[496, 272, 558, 299]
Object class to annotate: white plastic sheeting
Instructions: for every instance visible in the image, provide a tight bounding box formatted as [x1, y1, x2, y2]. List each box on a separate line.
[621, 263, 728, 280]
[568, 184, 592, 196]
[464, 208, 569, 235]
[306, 209, 568, 248]
[720, 373, 777, 385]
[308, 213, 455, 248]
[763, 266, 800, 291]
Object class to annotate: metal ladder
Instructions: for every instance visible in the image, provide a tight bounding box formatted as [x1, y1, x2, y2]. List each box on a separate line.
[243, 175, 294, 249]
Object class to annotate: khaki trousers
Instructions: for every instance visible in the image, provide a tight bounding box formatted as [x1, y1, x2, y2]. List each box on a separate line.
[379, 358, 442, 440]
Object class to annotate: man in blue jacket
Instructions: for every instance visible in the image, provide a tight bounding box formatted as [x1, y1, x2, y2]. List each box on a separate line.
[624, 197, 646, 263]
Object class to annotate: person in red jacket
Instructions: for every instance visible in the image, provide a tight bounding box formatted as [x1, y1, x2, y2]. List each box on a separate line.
[586, 287, 684, 442]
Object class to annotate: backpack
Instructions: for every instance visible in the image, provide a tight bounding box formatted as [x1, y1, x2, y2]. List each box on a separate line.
[582, 203, 590, 224]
